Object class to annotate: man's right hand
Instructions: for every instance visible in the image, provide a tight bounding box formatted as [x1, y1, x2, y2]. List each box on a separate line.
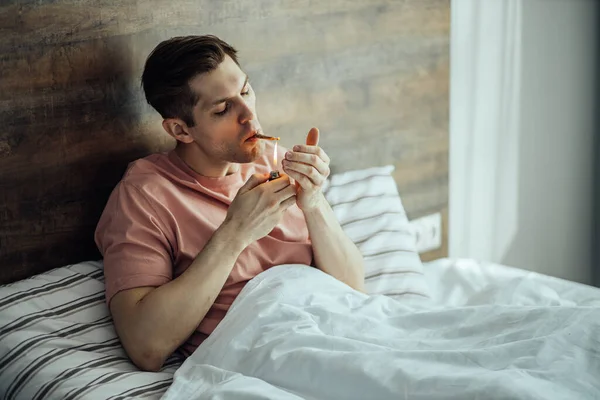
[223, 173, 297, 246]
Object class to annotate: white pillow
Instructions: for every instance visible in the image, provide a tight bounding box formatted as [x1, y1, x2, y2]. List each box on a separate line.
[323, 165, 431, 300]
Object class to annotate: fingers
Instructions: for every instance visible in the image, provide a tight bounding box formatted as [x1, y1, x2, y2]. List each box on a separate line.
[238, 173, 269, 194]
[285, 168, 321, 189]
[280, 195, 297, 210]
[289, 145, 331, 165]
[274, 183, 297, 203]
[305, 127, 319, 146]
[262, 174, 292, 192]
[283, 151, 330, 177]
[282, 161, 327, 187]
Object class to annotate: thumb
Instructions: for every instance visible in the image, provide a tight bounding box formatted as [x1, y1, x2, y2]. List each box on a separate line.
[238, 173, 268, 195]
[296, 127, 320, 190]
[306, 127, 319, 146]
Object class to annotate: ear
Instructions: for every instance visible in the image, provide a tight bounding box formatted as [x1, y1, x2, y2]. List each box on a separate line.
[162, 118, 195, 144]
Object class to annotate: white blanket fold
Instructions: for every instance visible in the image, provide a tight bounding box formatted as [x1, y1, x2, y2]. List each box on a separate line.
[162, 265, 600, 400]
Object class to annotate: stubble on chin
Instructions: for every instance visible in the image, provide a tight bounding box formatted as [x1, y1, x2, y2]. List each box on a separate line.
[231, 140, 265, 164]
[247, 140, 267, 162]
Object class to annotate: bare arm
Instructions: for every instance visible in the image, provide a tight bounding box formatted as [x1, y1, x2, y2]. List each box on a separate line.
[303, 192, 365, 291]
[109, 223, 244, 372]
[282, 127, 365, 292]
[109, 173, 296, 372]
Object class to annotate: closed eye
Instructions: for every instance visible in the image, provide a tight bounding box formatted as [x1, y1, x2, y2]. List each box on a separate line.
[215, 102, 230, 116]
[214, 81, 251, 116]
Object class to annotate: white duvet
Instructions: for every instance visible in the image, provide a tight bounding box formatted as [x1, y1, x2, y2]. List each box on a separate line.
[162, 264, 600, 400]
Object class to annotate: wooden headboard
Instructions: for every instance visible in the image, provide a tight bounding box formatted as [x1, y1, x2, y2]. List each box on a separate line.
[0, 0, 449, 284]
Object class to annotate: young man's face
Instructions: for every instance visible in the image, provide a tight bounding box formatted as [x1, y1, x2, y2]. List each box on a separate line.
[185, 55, 266, 165]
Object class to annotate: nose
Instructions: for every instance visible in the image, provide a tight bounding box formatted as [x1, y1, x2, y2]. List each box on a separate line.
[238, 99, 256, 125]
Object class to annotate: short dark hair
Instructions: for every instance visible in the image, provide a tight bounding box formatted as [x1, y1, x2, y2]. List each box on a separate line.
[141, 35, 239, 127]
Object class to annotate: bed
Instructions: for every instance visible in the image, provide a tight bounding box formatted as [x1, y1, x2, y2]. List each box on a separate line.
[2, 0, 600, 399]
[2, 166, 600, 399]
[2, 255, 600, 399]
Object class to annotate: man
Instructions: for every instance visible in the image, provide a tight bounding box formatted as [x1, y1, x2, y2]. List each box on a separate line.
[95, 35, 365, 372]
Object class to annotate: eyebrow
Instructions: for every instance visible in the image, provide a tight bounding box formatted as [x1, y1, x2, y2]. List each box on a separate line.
[207, 75, 249, 108]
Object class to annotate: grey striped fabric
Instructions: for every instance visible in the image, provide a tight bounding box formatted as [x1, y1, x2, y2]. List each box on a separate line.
[323, 165, 431, 300]
[0, 261, 181, 400]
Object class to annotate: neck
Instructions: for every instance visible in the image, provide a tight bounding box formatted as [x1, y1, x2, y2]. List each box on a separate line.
[174, 142, 239, 177]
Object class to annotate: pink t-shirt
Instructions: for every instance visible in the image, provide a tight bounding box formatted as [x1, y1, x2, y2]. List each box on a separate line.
[95, 145, 313, 356]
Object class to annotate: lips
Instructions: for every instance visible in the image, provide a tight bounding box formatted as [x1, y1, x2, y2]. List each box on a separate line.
[244, 131, 260, 142]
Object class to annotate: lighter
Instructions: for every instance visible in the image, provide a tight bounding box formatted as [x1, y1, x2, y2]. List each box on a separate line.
[268, 170, 281, 181]
[263, 135, 281, 181]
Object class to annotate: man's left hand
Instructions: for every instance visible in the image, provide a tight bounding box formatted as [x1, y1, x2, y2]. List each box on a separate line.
[282, 127, 331, 212]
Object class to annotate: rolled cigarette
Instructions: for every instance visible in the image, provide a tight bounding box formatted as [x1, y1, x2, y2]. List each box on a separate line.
[255, 133, 280, 141]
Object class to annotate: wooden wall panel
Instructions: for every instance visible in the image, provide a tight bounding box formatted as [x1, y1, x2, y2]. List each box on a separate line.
[0, 0, 450, 283]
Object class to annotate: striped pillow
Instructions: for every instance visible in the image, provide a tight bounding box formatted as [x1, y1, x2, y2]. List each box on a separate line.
[323, 165, 431, 300]
[0, 262, 180, 400]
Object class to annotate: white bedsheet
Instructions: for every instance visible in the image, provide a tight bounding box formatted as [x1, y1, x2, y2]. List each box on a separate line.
[423, 258, 600, 308]
[162, 263, 600, 400]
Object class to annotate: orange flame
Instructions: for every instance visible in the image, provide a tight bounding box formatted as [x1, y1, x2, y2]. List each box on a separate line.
[273, 141, 278, 169]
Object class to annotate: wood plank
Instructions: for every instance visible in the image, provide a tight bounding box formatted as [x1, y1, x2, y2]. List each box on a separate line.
[0, 0, 448, 50]
[0, 1, 449, 91]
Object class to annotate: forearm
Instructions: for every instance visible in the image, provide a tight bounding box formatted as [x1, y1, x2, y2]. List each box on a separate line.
[123, 223, 246, 367]
[303, 192, 365, 291]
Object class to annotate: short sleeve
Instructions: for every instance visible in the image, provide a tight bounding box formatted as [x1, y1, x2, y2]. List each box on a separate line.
[95, 182, 173, 306]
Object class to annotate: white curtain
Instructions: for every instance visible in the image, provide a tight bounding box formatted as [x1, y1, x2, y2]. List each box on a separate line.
[449, 0, 522, 262]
